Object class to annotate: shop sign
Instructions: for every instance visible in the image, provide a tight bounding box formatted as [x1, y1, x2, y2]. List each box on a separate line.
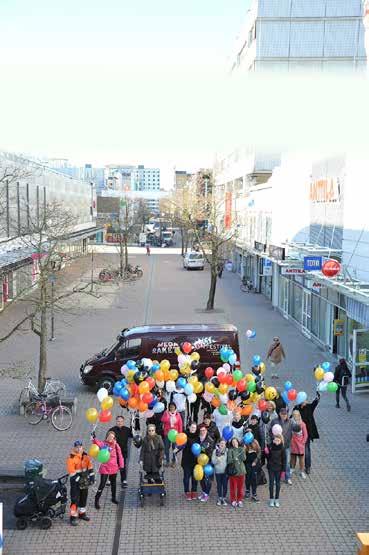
[309, 177, 341, 203]
[304, 256, 323, 271]
[333, 319, 344, 336]
[224, 192, 232, 229]
[281, 267, 305, 275]
[262, 259, 272, 276]
[254, 241, 266, 253]
[268, 244, 285, 260]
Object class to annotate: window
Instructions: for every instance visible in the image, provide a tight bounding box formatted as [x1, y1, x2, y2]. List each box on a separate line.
[122, 337, 142, 358]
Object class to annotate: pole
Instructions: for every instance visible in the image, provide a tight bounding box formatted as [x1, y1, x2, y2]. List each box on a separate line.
[0, 502, 3, 555]
[50, 280, 55, 341]
[90, 248, 94, 293]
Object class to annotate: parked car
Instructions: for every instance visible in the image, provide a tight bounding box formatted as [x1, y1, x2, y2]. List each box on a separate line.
[183, 252, 204, 270]
[80, 324, 240, 392]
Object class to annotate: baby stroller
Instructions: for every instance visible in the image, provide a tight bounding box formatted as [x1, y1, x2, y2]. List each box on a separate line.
[138, 469, 166, 507]
[14, 459, 68, 530]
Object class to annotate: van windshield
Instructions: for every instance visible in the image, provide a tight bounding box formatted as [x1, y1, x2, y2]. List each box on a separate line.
[189, 253, 203, 260]
[101, 341, 119, 356]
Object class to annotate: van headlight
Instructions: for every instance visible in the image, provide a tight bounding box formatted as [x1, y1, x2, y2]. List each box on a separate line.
[83, 365, 93, 374]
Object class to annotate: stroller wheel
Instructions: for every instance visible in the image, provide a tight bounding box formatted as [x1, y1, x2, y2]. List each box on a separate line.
[16, 518, 28, 530]
[40, 516, 52, 530]
[160, 494, 165, 507]
[139, 495, 144, 508]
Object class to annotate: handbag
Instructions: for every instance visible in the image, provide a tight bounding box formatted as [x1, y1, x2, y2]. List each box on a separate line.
[226, 462, 237, 477]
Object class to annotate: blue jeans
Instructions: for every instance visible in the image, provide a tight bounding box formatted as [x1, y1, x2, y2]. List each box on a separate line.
[284, 447, 291, 481]
[215, 473, 228, 498]
[183, 466, 197, 493]
[268, 470, 281, 500]
[164, 437, 175, 463]
[305, 439, 311, 471]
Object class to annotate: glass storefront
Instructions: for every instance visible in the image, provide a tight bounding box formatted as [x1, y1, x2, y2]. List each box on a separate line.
[261, 276, 272, 300]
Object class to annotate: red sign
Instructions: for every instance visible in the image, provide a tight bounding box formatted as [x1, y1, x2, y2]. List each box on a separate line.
[322, 259, 341, 278]
[224, 192, 232, 229]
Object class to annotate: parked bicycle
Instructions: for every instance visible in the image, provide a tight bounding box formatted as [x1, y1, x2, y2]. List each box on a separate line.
[125, 264, 143, 279]
[99, 265, 143, 282]
[24, 394, 73, 431]
[19, 377, 67, 409]
[240, 277, 255, 293]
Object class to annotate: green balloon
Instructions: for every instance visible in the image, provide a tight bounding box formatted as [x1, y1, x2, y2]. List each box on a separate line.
[232, 370, 243, 383]
[167, 429, 178, 443]
[219, 404, 228, 416]
[97, 448, 110, 463]
[327, 381, 338, 393]
[247, 381, 257, 393]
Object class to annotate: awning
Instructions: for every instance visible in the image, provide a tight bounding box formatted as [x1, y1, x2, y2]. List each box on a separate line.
[346, 298, 369, 327]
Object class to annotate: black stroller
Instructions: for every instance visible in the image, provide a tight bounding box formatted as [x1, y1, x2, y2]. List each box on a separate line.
[14, 459, 68, 530]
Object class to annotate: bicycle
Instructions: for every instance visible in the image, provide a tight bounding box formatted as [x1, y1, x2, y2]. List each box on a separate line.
[19, 377, 67, 409]
[24, 395, 73, 431]
[240, 278, 254, 293]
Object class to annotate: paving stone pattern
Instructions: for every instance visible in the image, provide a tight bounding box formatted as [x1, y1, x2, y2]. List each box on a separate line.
[1, 251, 368, 554]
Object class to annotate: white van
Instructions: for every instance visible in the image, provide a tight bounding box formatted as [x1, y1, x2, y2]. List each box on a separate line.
[183, 252, 205, 271]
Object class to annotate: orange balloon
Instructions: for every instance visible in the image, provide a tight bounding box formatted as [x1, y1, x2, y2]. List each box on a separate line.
[241, 405, 253, 417]
[138, 400, 148, 413]
[211, 396, 221, 408]
[118, 399, 127, 407]
[175, 432, 187, 446]
[163, 369, 171, 381]
[128, 397, 138, 409]
[155, 370, 164, 382]
[227, 400, 236, 411]
[218, 383, 229, 395]
[138, 381, 150, 395]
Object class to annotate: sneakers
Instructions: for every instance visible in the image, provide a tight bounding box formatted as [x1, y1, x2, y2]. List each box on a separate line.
[78, 513, 90, 521]
[216, 498, 222, 506]
[231, 501, 238, 508]
[245, 490, 251, 499]
[335, 404, 340, 409]
[70, 518, 79, 526]
[198, 492, 204, 501]
[300, 471, 307, 480]
[286, 479, 293, 485]
[111, 499, 119, 505]
[185, 493, 192, 501]
[290, 469, 295, 475]
[305, 468, 311, 475]
[238, 501, 243, 508]
[191, 492, 197, 500]
[274, 500, 280, 508]
[252, 495, 260, 503]
[269, 499, 275, 507]
[271, 374, 279, 379]
[221, 498, 228, 506]
[122, 480, 127, 488]
[200, 494, 209, 502]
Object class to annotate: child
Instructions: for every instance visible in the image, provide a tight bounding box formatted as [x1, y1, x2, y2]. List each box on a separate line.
[290, 410, 308, 479]
[265, 434, 286, 508]
[245, 437, 261, 502]
[211, 439, 228, 506]
[227, 437, 246, 508]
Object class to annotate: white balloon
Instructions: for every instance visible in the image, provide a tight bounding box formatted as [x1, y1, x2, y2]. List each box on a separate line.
[156, 380, 164, 389]
[145, 410, 154, 418]
[217, 367, 225, 375]
[142, 358, 153, 369]
[323, 371, 334, 383]
[178, 354, 187, 366]
[120, 365, 128, 376]
[97, 387, 108, 402]
[188, 393, 197, 404]
[272, 424, 283, 436]
[166, 380, 176, 393]
[222, 363, 231, 373]
[219, 394, 228, 404]
[203, 391, 213, 403]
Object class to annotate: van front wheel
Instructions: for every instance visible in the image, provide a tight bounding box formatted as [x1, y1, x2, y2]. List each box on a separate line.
[96, 376, 115, 394]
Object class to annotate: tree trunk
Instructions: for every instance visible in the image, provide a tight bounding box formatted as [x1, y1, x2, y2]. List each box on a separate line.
[119, 239, 124, 277]
[38, 281, 48, 391]
[124, 234, 128, 271]
[206, 268, 217, 310]
[180, 227, 184, 256]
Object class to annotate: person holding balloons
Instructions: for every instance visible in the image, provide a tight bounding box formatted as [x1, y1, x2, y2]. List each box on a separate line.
[161, 402, 183, 467]
[293, 391, 320, 475]
[197, 423, 215, 502]
[290, 410, 308, 479]
[139, 424, 165, 484]
[211, 439, 229, 506]
[270, 408, 293, 485]
[227, 437, 246, 508]
[66, 440, 95, 526]
[180, 421, 200, 500]
[265, 433, 286, 508]
[244, 436, 261, 503]
[93, 430, 124, 510]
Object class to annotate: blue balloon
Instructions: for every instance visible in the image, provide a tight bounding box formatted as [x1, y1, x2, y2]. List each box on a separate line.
[322, 361, 331, 372]
[281, 391, 289, 405]
[113, 382, 123, 396]
[151, 363, 160, 372]
[296, 391, 307, 405]
[191, 443, 201, 457]
[119, 378, 127, 387]
[228, 354, 237, 366]
[127, 360, 136, 370]
[120, 388, 130, 401]
[252, 355, 261, 366]
[243, 431, 254, 445]
[220, 347, 230, 362]
[284, 381, 293, 392]
[148, 396, 158, 409]
[176, 377, 187, 390]
[204, 464, 214, 477]
[184, 383, 193, 396]
[222, 426, 234, 441]
[153, 402, 165, 414]
[318, 382, 328, 393]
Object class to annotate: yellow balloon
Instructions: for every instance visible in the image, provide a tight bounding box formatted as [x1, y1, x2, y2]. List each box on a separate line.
[101, 396, 114, 411]
[315, 367, 324, 381]
[191, 352, 200, 362]
[180, 366, 191, 377]
[218, 383, 228, 395]
[127, 370, 135, 383]
[194, 382, 204, 394]
[265, 386, 278, 400]
[205, 382, 215, 394]
[174, 347, 181, 356]
[85, 407, 98, 424]
[169, 369, 179, 381]
[160, 359, 170, 372]
[188, 375, 198, 385]
[259, 362, 266, 374]
[88, 444, 100, 458]
[197, 453, 209, 466]
[245, 373, 255, 383]
[193, 464, 204, 481]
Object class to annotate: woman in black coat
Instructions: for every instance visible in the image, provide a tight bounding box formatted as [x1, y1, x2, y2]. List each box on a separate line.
[180, 422, 199, 500]
[334, 358, 351, 411]
[139, 424, 164, 483]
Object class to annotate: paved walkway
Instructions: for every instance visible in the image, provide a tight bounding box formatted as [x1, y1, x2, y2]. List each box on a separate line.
[2, 252, 368, 554]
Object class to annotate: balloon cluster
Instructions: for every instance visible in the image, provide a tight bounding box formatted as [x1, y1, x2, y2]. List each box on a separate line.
[280, 381, 307, 406]
[315, 362, 338, 393]
[191, 444, 213, 481]
[85, 388, 115, 462]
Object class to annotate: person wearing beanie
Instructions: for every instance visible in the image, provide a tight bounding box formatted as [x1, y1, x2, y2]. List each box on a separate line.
[265, 434, 286, 508]
[66, 440, 95, 526]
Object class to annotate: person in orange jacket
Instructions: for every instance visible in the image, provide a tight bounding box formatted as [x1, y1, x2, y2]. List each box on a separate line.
[66, 440, 95, 526]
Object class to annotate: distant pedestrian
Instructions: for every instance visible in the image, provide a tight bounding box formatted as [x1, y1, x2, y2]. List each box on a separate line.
[290, 410, 308, 479]
[146, 244, 151, 256]
[266, 337, 286, 379]
[217, 261, 224, 278]
[293, 391, 320, 475]
[231, 411, 246, 443]
[93, 431, 124, 510]
[265, 434, 286, 508]
[212, 439, 228, 506]
[227, 437, 246, 508]
[171, 389, 187, 428]
[334, 358, 351, 411]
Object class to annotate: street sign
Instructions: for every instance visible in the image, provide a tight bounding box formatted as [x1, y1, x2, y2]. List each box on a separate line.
[262, 259, 272, 276]
[304, 256, 322, 271]
[281, 267, 305, 275]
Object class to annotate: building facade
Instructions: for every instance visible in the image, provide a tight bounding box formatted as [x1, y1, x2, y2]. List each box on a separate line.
[231, 0, 367, 73]
[131, 165, 160, 192]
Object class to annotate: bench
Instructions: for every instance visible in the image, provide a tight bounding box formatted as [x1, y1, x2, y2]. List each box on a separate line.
[357, 533, 369, 554]
[19, 396, 78, 416]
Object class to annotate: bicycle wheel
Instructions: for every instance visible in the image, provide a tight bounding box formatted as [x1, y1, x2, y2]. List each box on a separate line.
[51, 405, 73, 431]
[24, 401, 44, 425]
[240, 284, 249, 292]
[45, 381, 67, 398]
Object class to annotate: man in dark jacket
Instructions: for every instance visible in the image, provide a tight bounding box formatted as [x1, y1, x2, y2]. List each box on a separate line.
[294, 392, 320, 474]
[109, 415, 132, 487]
[203, 413, 221, 443]
[270, 408, 293, 484]
[334, 358, 351, 411]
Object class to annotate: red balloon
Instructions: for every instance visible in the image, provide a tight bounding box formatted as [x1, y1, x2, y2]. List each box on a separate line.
[99, 409, 112, 423]
[205, 367, 214, 379]
[130, 383, 139, 396]
[225, 374, 234, 386]
[217, 372, 227, 384]
[146, 377, 155, 390]
[287, 389, 297, 401]
[142, 392, 153, 405]
[182, 342, 193, 354]
[236, 379, 246, 392]
[322, 259, 341, 278]
[258, 399, 268, 412]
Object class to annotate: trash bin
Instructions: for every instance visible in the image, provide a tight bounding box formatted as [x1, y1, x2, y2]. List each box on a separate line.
[24, 459, 43, 481]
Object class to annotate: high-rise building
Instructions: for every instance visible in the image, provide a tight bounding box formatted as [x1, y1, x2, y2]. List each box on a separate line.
[131, 165, 160, 192]
[174, 170, 191, 191]
[231, 0, 366, 73]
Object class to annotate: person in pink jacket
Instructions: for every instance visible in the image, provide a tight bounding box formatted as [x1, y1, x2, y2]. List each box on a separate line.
[290, 410, 308, 480]
[161, 402, 183, 467]
[93, 430, 124, 509]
